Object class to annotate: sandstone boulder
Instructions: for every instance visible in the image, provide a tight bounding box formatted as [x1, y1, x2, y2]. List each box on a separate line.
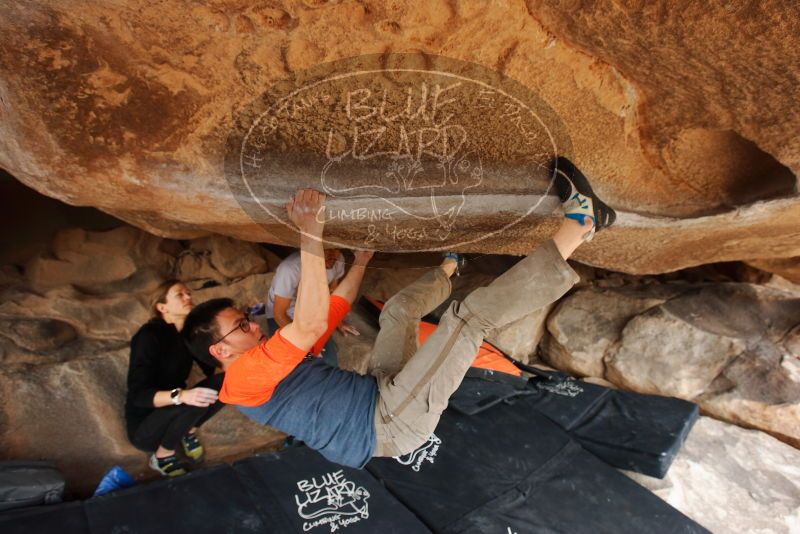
[0, 1, 798, 272]
[0, 348, 284, 496]
[0, 335, 125, 367]
[626, 417, 800, 534]
[192, 272, 274, 310]
[25, 227, 175, 292]
[182, 234, 271, 282]
[176, 234, 276, 285]
[542, 286, 679, 376]
[0, 317, 77, 353]
[606, 307, 747, 398]
[0, 348, 142, 494]
[782, 324, 800, 359]
[0, 285, 150, 342]
[175, 251, 225, 285]
[485, 306, 552, 362]
[746, 257, 800, 284]
[543, 281, 800, 448]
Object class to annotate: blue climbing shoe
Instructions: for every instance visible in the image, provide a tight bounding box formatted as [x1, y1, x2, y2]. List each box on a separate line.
[442, 252, 466, 276]
[551, 156, 616, 237]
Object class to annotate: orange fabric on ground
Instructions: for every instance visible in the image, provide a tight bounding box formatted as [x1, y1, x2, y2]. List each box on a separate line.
[366, 296, 522, 377]
[417, 321, 522, 377]
[471, 345, 523, 376]
[220, 295, 352, 406]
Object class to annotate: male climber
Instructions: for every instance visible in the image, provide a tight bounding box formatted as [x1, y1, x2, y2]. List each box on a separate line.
[183, 157, 615, 468]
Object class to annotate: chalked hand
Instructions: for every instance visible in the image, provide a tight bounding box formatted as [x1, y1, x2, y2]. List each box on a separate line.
[287, 189, 326, 239]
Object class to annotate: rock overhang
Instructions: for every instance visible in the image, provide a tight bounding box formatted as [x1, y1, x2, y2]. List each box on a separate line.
[0, 0, 797, 274]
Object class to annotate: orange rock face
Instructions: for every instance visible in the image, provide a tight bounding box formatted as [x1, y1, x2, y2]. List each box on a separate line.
[0, 0, 797, 272]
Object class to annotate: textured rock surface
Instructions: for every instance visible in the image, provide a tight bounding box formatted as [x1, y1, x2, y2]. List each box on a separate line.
[485, 305, 551, 361]
[626, 416, 800, 534]
[526, 1, 800, 187]
[24, 226, 176, 291]
[542, 281, 800, 448]
[543, 287, 675, 376]
[0, 1, 797, 272]
[606, 307, 748, 398]
[747, 256, 800, 284]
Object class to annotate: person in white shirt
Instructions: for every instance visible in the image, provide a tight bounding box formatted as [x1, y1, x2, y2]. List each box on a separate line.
[265, 248, 358, 365]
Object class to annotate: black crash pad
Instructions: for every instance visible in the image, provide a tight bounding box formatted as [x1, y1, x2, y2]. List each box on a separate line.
[84, 465, 268, 534]
[234, 446, 430, 533]
[367, 402, 709, 534]
[522, 376, 699, 478]
[0, 501, 89, 534]
[451, 371, 699, 478]
[2, 447, 430, 534]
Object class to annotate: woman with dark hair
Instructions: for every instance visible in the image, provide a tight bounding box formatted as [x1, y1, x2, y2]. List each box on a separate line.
[124, 280, 224, 477]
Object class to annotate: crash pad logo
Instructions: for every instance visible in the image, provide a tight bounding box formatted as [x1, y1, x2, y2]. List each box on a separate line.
[394, 433, 442, 472]
[225, 53, 571, 252]
[294, 470, 370, 532]
[536, 377, 584, 397]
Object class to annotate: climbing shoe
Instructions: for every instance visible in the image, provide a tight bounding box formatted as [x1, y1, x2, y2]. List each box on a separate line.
[551, 156, 616, 239]
[442, 252, 466, 276]
[148, 454, 187, 477]
[181, 432, 205, 463]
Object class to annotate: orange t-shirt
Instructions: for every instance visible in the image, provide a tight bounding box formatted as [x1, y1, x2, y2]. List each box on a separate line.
[220, 295, 352, 407]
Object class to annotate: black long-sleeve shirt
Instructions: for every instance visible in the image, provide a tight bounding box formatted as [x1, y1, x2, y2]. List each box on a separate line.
[124, 318, 215, 435]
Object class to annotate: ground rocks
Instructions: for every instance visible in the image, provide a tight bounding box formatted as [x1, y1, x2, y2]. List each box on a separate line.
[606, 307, 747, 398]
[543, 288, 671, 376]
[542, 281, 800, 448]
[626, 416, 800, 534]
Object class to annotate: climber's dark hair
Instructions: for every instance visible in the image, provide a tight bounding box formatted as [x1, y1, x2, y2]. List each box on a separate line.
[182, 298, 234, 369]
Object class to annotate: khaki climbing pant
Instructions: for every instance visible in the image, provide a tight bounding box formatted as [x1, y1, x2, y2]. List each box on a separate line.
[370, 239, 580, 457]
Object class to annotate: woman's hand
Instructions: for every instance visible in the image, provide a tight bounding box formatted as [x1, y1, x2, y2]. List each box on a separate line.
[352, 250, 374, 266]
[337, 322, 360, 336]
[180, 387, 219, 407]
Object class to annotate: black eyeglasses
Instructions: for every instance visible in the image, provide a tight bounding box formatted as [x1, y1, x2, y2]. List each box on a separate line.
[213, 313, 252, 344]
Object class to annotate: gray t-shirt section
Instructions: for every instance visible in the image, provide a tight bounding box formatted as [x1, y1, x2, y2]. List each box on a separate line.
[238, 358, 378, 468]
[266, 251, 346, 319]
